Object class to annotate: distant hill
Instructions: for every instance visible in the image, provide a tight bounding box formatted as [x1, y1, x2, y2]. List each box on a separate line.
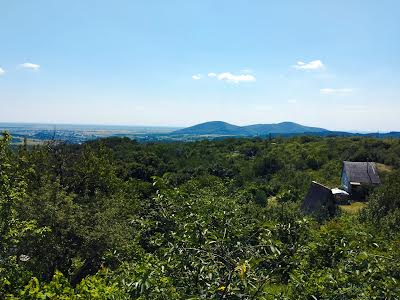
[243, 122, 328, 135]
[172, 121, 329, 136]
[172, 121, 249, 135]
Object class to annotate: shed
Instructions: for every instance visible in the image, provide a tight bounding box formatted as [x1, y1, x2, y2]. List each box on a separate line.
[341, 161, 381, 196]
[331, 188, 350, 205]
[302, 181, 336, 218]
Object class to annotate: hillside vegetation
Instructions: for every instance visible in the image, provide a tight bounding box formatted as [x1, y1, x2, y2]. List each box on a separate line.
[1, 132, 400, 299]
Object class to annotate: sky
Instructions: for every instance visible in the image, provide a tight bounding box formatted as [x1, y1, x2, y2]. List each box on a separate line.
[0, 0, 399, 132]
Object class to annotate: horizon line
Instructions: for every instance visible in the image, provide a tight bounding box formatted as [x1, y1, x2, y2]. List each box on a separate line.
[0, 121, 398, 134]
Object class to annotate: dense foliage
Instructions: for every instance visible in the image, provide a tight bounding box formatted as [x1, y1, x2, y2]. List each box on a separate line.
[1, 133, 400, 299]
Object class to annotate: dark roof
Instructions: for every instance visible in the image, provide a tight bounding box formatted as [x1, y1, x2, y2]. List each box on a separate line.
[302, 181, 335, 216]
[343, 161, 380, 184]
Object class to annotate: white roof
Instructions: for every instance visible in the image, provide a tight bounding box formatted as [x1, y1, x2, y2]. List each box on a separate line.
[331, 188, 349, 195]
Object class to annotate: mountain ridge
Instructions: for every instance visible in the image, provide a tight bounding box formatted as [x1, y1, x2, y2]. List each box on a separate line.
[172, 121, 329, 136]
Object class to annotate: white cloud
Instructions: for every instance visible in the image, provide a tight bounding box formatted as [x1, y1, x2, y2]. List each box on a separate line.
[19, 62, 40, 71]
[288, 99, 297, 104]
[293, 60, 324, 70]
[217, 72, 256, 83]
[192, 74, 202, 80]
[320, 88, 354, 95]
[0, 67, 4, 75]
[194, 71, 256, 83]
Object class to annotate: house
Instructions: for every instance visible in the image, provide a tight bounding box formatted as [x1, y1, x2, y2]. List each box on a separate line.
[302, 181, 336, 218]
[341, 161, 381, 199]
[302, 162, 382, 217]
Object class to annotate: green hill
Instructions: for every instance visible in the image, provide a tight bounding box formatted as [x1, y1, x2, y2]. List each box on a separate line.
[173, 121, 329, 136]
[172, 121, 249, 135]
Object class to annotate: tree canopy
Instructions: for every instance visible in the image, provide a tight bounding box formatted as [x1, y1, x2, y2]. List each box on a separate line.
[1, 133, 400, 299]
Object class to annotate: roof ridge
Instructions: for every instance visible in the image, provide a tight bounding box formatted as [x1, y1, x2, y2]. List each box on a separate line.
[311, 180, 331, 189]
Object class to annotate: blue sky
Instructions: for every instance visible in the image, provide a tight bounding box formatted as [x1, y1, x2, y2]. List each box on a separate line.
[0, 0, 399, 131]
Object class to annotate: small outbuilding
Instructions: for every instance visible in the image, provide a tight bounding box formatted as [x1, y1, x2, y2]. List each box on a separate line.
[341, 161, 381, 199]
[302, 181, 336, 218]
[331, 188, 350, 205]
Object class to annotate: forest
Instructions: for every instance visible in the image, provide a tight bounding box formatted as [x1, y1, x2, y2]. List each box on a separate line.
[1, 132, 400, 299]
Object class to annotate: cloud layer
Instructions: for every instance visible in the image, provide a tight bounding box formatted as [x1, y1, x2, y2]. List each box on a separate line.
[19, 62, 40, 71]
[0, 67, 4, 76]
[293, 60, 324, 70]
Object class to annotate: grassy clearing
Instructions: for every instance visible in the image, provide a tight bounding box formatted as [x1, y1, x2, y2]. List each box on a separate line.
[376, 163, 393, 174]
[339, 201, 368, 214]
